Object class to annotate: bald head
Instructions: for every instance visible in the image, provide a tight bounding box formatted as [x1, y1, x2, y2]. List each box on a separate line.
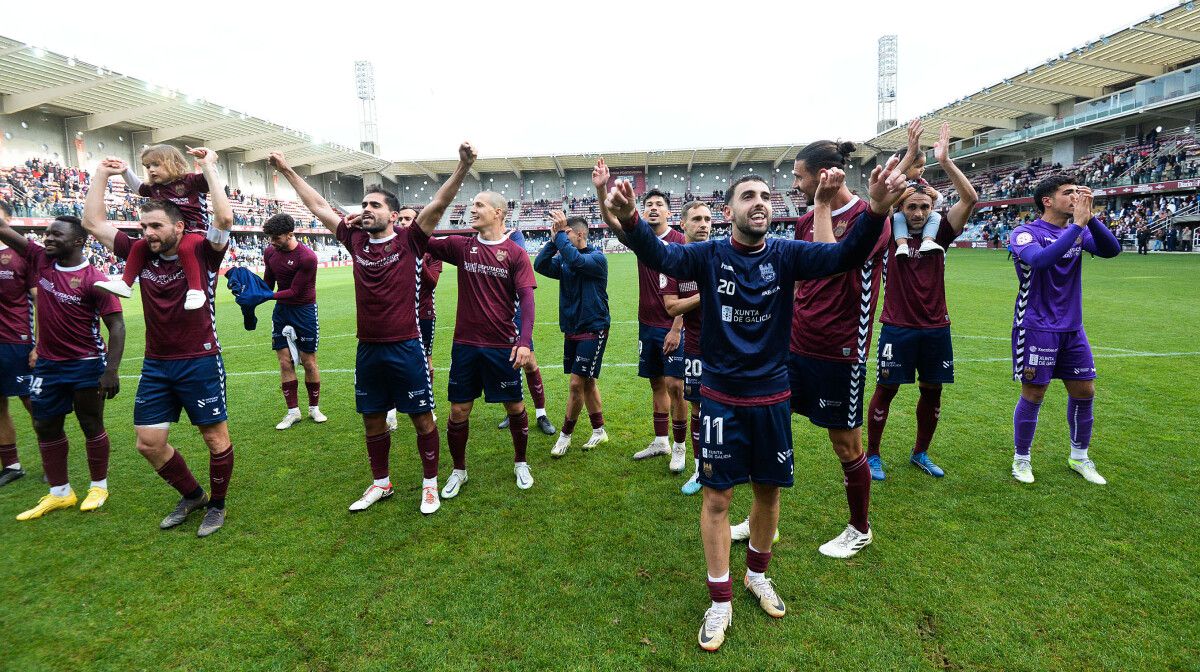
[479, 191, 507, 213]
[470, 191, 509, 232]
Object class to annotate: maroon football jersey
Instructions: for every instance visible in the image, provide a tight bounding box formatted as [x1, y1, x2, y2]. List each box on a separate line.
[427, 234, 536, 348]
[419, 253, 442, 320]
[24, 244, 121, 361]
[0, 244, 34, 345]
[790, 197, 892, 363]
[637, 226, 687, 328]
[336, 220, 427, 343]
[880, 219, 960, 329]
[264, 242, 317, 306]
[138, 173, 210, 233]
[660, 274, 702, 355]
[113, 231, 225, 359]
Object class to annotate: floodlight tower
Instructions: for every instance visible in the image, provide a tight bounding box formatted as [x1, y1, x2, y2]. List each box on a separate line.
[877, 35, 898, 134]
[354, 61, 379, 155]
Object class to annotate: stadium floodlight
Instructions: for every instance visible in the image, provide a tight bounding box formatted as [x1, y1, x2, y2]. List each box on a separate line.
[354, 60, 380, 155]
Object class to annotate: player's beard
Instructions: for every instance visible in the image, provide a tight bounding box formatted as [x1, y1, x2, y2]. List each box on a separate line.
[734, 210, 769, 242]
[151, 231, 180, 255]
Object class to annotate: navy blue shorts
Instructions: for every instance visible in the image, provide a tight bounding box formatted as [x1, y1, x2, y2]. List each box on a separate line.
[683, 353, 702, 403]
[638, 323, 684, 379]
[448, 343, 522, 404]
[29, 358, 104, 420]
[355, 340, 434, 415]
[788, 353, 864, 429]
[563, 331, 608, 379]
[271, 303, 319, 353]
[419, 318, 436, 359]
[698, 397, 794, 490]
[0, 342, 33, 398]
[876, 325, 955, 385]
[134, 355, 227, 426]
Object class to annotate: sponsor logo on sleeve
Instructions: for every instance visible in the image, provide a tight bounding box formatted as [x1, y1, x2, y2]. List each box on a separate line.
[1015, 232, 1033, 246]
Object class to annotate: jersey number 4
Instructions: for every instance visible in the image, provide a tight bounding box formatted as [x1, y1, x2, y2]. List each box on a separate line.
[881, 343, 894, 360]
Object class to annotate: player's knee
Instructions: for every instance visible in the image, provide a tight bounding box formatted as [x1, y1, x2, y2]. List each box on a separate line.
[568, 376, 585, 396]
[449, 404, 472, 422]
[667, 379, 684, 398]
[702, 488, 733, 515]
[411, 412, 435, 434]
[77, 416, 105, 438]
[31, 417, 62, 440]
[1021, 384, 1047, 403]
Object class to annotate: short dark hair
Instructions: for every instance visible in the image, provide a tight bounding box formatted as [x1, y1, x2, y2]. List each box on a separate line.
[0, 200, 11, 218]
[795, 140, 856, 171]
[263, 214, 296, 236]
[139, 199, 185, 225]
[52, 215, 86, 240]
[363, 185, 400, 212]
[641, 189, 670, 207]
[1032, 174, 1077, 214]
[680, 200, 709, 221]
[724, 175, 769, 204]
[566, 216, 589, 231]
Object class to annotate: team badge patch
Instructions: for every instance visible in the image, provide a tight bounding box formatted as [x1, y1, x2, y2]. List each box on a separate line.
[833, 223, 847, 237]
[659, 273, 668, 289]
[69, 276, 82, 289]
[1022, 366, 1036, 381]
[702, 461, 713, 478]
[760, 262, 776, 282]
[174, 183, 188, 196]
[0, 252, 10, 265]
[1016, 232, 1033, 246]
[496, 249, 508, 262]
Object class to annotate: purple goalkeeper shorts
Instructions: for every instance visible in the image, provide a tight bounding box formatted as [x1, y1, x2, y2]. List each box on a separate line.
[1011, 327, 1096, 385]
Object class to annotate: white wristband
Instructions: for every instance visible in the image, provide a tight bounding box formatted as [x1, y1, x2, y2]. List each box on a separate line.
[206, 226, 230, 245]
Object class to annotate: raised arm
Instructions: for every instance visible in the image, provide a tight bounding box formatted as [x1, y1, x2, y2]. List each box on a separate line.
[106, 155, 144, 193]
[416, 142, 477, 237]
[533, 233, 563, 279]
[933, 123, 978, 233]
[592, 158, 622, 235]
[269, 152, 341, 233]
[189, 147, 233, 243]
[606, 181, 702, 281]
[82, 161, 122, 250]
[893, 119, 923, 178]
[663, 293, 700, 317]
[811, 168, 845, 243]
[0, 201, 30, 253]
[547, 210, 605, 278]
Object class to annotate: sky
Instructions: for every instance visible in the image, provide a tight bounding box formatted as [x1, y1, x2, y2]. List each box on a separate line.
[3, 0, 1171, 161]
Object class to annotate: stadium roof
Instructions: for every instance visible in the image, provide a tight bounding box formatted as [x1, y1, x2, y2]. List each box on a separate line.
[866, 2, 1200, 153]
[0, 35, 389, 176]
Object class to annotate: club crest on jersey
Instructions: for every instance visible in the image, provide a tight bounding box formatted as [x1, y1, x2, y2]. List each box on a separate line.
[658, 273, 668, 289]
[496, 249, 508, 262]
[833, 222, 847, 237]
[174, 183, 188, 196]
[759, 262, 776, 282]
[69, 276, 82, 289]
[0, 253, 11, 265]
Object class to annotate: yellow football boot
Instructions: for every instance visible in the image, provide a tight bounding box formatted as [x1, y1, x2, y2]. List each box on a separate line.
[79, 486, 109, 512]
[16, 490, 78, 521]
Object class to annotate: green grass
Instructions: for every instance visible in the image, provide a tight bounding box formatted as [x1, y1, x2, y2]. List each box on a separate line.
[2, 250, 1198, 671]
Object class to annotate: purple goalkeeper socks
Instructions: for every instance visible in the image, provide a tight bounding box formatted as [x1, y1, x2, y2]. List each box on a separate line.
[1067, 397, 1094, 455]
[1013, 397, 1042, 458]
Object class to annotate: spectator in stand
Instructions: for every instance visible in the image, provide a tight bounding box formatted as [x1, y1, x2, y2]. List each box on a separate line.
[1183, 226, 1194, 253]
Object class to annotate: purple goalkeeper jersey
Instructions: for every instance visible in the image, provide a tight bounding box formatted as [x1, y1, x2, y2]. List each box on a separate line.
[1009, 218, 1096, 332]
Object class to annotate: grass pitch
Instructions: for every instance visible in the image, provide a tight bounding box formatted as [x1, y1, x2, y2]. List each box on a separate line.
[2, 250, 1198, 671]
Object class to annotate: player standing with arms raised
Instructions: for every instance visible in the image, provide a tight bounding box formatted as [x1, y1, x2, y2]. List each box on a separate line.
[85, 150, 235, 537]
[592, 161, 688, 466]
[867, 123, 978, 479]
[606, 157, 904, 651]
[1008, 176, 1120, 484]
[262, 214, 326, 430]
[0, 215, 124, 519]
[533, 210, 610, 457]
[272, 144, 475, 515]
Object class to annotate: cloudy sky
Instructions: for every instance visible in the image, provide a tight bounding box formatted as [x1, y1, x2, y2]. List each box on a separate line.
[4, 0, 1165, 160]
